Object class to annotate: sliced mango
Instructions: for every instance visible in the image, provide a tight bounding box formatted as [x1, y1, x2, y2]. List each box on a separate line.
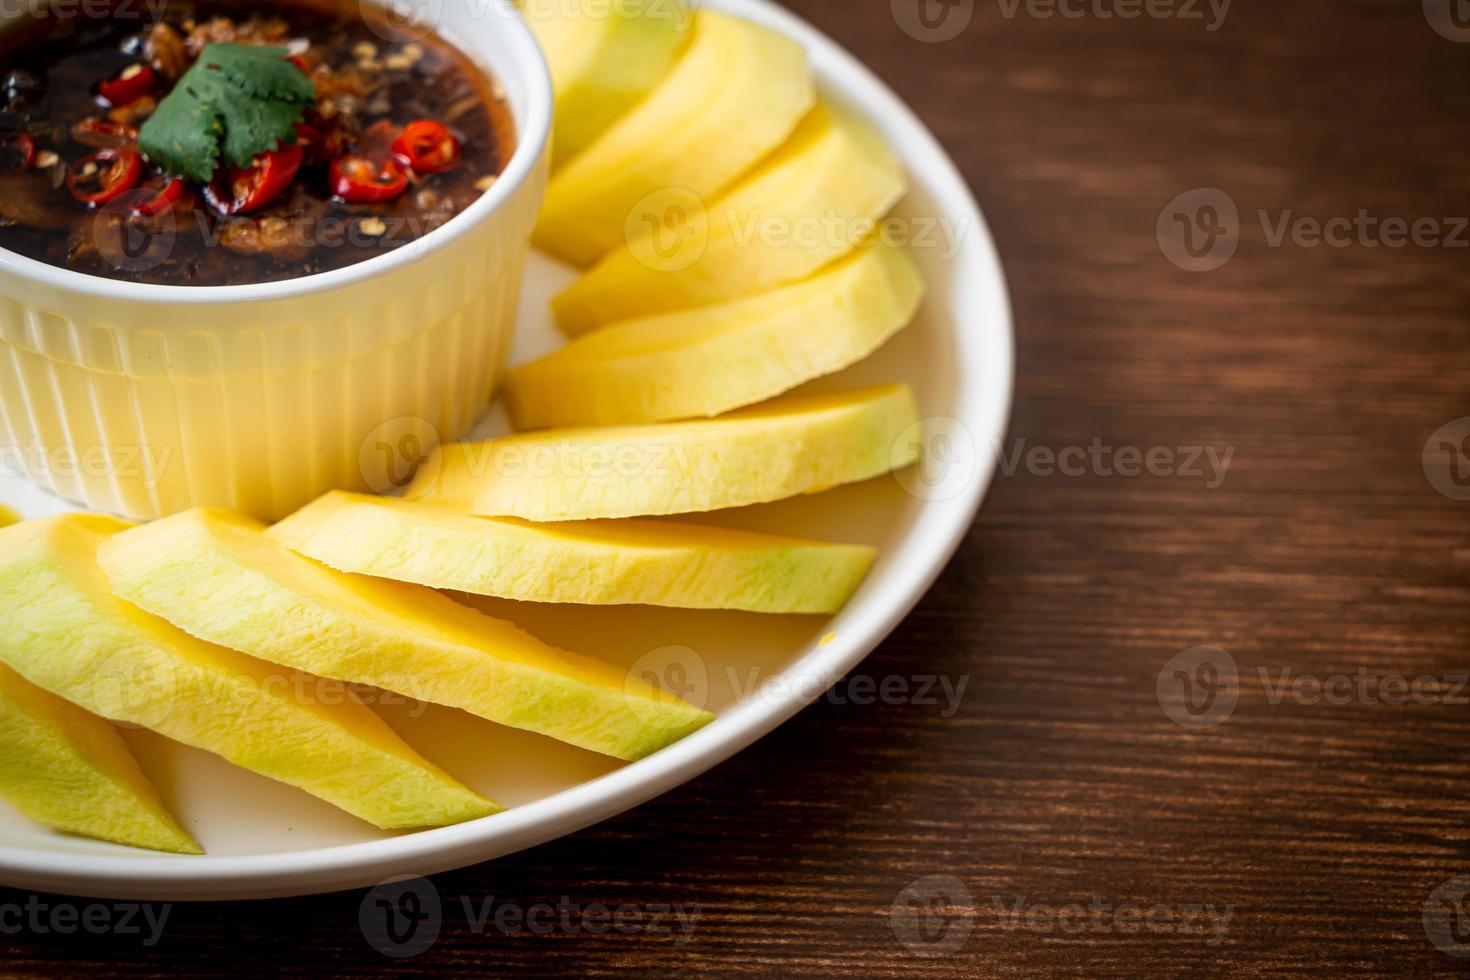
[100, 509, 714, 761]
[410, 384, 922, 521]
[553, 103, 908, 334]
[0, 506, 16, 527]
[269, 491, 876, 614]
[522, 0, 691, 165]
[0, 662, 200, 854]
[0, 515, 500, 830]
[509, 241, 924, 428]
[533, 9, 814, 266]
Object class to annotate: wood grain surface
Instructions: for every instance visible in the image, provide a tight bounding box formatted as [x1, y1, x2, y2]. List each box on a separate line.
[4, 0, 1470, 975]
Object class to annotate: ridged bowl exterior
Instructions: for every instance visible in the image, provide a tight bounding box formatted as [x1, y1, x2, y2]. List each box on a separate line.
[0, 156, 546, 521]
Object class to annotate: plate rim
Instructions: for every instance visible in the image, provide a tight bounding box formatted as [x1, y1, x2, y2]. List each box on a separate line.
[0, 0, 1015, 901]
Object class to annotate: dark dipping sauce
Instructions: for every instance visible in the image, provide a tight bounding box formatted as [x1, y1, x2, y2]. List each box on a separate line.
[0, 0, 513, 285]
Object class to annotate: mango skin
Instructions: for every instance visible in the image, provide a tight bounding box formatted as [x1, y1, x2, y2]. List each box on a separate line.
[269, 491, 876, 614]
[0, 662, 200, 854]
[510, 241, 924, 428]
[522, 0, 691, 166]
[410, 384, 923, 521]
[102, 509, 714, 761]
[0, 515, 500, 830]
[534, 10, 815, 266]
[552, 103, 908, 334]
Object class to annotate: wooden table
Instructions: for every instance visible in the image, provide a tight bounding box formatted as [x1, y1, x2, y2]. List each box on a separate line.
[6, 0, 1469, 975]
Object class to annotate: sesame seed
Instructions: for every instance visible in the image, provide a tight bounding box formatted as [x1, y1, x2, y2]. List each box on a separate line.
[33, 151, 57, 168]
[359, 217, 387, 236]
[352, 41, 378, 60]
[384, 54, 412, 71]
[121, 63, 144, 80]
[474, 175, 498, 192]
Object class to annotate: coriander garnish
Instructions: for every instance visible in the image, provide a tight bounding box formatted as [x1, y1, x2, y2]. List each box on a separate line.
[138, 43, 315, 183]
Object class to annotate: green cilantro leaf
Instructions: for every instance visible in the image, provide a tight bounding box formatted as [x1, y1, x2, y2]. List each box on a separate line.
[211, 44, 316, 103]
[139, 44, 315, 182]
[138, 90, 222, 183]
[214, 83, 305, 171]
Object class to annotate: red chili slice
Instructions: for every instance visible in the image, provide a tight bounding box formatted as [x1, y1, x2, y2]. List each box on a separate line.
[1, 132, 35, 172]
[205, 144, 304, 215]
[134, 177, 187, 216]
[329, 155, 409, 203]
[98, 64, 155, 108]
[66, 148, 143, 206]
[392, 120, 461, 174]
[72, 117, 138, 148]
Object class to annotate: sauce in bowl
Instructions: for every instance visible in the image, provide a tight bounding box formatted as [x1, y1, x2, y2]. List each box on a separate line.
[0, 0, 514, 285]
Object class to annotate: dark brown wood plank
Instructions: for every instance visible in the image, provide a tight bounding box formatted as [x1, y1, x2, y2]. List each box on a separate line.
[3, 0, 1469, 975]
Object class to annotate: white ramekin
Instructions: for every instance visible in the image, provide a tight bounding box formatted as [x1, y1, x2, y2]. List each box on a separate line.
[0, 0, 551, 520]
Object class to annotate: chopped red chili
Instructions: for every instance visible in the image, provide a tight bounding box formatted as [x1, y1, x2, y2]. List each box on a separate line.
[66, 148, 143, 205]
[329, 155, 409, 203]
[1, 132, 35, 172]
[393, 120, 461, 174]
[97, 64, 155, 108]
[72, 118, 138, 149]
[204, 144, 303, 215]
[134, 177, 188, 216]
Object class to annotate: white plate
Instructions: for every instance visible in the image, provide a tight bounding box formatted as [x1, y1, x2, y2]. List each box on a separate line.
[0, 0, 1013, 900]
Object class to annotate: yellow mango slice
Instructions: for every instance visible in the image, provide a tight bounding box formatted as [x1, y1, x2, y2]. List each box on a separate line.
[509, 241, 924, 428]
[521, 0, 691, 166]
[554, 102, 908, 334]
[100, 509, 714, 761]
[533, 9, 814, 266]
[0, 515, 500, 830]
[0, 506, 16, 527]
[269, 491, 876, 614]
[0, 662, 200, 854]
[410, 384, 922, 521]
